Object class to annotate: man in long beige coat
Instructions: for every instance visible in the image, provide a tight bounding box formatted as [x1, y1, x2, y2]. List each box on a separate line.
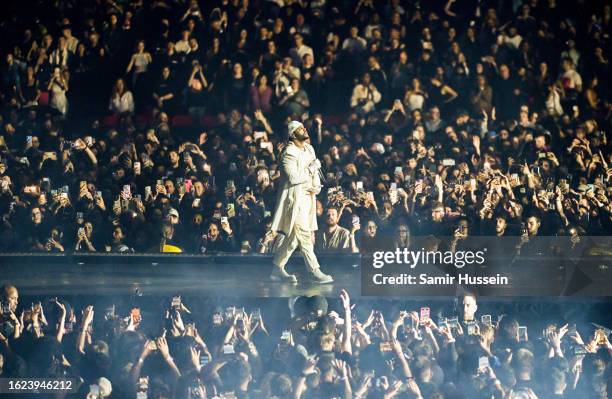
[270, 121, 333, 284]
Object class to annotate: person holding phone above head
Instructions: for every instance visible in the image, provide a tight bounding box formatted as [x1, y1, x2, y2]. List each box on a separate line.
[197, 221, 236, 254]
[48, 67, 69, 116]
[270, 121, 333, 284]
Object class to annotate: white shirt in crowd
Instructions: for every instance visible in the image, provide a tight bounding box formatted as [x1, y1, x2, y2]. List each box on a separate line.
[342, 36, 367, 53]
[290, 44, 314, 66]
[498, 33, 522, 50]
[175, 39, 191, 53]
[109, 91, 135, 114]
[562, 69, 583, 91]
[406, 93, 425, 111]
[561, 48, 580, 68]
[350, 83, 381, 113]
[50, 48, 70, 68]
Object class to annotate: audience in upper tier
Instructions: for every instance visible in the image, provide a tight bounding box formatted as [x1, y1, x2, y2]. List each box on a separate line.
[0, 0, 609, 254]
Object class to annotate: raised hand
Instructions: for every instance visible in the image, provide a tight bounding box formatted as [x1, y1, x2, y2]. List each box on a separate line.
[190, 346, 201, 370]
[81, 305, 94, 329]
[439, 324, 455, 345]
[385, 380, 403, 398]
[393, 310, 409, 327]
[332, 359, 348, 379]
[55, 300, 66, 319]
[156, 336, 172, 361]
[362, 310, 375, 329]
[170, 310, 185, 336]
[340, 289, 351, 313]
[354, 373, 372, 398]
[141, 339, 157, 358]
[302, 356, 318, 376]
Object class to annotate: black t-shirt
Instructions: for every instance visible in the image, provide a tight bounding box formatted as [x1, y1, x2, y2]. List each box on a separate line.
[155, 77, 174, 98]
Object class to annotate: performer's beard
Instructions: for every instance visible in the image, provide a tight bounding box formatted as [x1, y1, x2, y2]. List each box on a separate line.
[293, 130, 309, 142]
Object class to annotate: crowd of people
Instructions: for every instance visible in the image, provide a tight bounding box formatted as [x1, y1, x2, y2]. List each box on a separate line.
[0, 2, 610, 398]
[0, 0, 610, 256]
[1, 284, 611, 398]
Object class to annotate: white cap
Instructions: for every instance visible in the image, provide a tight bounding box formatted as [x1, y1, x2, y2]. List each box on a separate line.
[287, 121, 304, 138]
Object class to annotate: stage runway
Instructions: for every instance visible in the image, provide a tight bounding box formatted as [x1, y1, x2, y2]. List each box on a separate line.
[0, 253, 361, 298]
[1, 253, 609, 300]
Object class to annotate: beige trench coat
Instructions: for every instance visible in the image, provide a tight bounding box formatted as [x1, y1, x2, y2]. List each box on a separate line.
[271, 141, 321, 235]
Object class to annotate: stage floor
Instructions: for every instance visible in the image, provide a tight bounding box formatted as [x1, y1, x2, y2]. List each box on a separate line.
[1, 253, 610, 300]
[0, 253, 361, 298]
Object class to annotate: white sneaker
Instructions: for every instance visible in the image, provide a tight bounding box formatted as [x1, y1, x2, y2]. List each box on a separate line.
[311, 269, 334, 284]
[270, 266, 298, 283]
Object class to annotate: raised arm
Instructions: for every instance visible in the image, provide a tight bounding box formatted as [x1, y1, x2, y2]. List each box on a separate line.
[77, 305, 94, 354]
[73, 139, 98, 165]
[294, 357, 317, 399]
[370, 85, 382, 104]
[126, 54, 135, 74]
[443, 84, 459, 102]
[55, 301, 67, 342]
[156, 336, 181, 381]
[254, 110, 273, 134]
[340, 290, 352, 354]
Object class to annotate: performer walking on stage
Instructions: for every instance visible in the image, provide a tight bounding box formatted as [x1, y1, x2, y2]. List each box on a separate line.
[269, 120, 334, 284]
